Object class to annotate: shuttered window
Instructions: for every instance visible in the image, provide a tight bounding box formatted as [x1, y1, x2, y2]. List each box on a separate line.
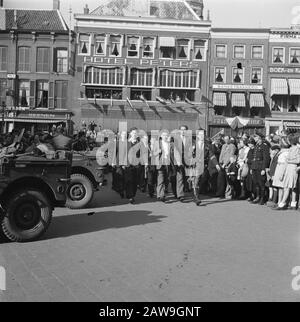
[37, 47, 50, 72]
[0, 46, 7, 71]
[18, 47, 30, 72]
[55, 81, 68, 109]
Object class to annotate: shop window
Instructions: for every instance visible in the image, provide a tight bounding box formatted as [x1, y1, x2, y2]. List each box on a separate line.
[18, 80, 30, 107]
[86, 87, 122, 100]
[232, 67, 244, 83]
[110, 35, 122, 57]
[130, 68, 153, 87]
[233, 45, 245, 59]
[215, 67, 226, 83]
[272, 47, 284, 63]
[127, 36, 139, 57]
[159, 89, 195, 102]
[176, 39, 189, 60]
[251, 45, 263, 59]
[142, 37, 154, 58]
[290, 48, 300, 64]
[37, 81, 49, 108]
[18, 47, 30, 72]
[288, 96, 300, 112]
[215, 44, 226, 58]
[130, 89, 152, 101]
[84, 67, 123, 86]
[251, 67, 262, 84]
[37, 47, 50, 73]
[194, 40, 205, 60]
[79, 34, 90, 55]
[0, 46, 7, 71]
[95, 34, 106, 56]
[159, 70, 198, 88]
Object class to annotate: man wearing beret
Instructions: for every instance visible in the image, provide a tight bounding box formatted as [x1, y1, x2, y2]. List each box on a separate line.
[251, 132, 271, 205]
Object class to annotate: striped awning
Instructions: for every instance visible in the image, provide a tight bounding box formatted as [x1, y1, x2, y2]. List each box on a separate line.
[4, 118, 67, 124]
[289, 79, 300, 95]
[213, 92, 227, 107]
[271, 78, 288, 96]
[231, 93, 246, 108]
[250, 93, 264, 108]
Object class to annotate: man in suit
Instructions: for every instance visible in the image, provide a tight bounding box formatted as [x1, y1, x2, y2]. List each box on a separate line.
[251, 132, 271, 205]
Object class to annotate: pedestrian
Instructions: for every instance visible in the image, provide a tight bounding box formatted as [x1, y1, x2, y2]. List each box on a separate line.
[226, 155, 239, 199]
[237, 138, 250, 199]
[246, 137, 256, 201]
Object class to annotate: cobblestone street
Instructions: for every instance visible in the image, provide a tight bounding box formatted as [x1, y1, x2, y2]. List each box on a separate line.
[1, 182, 300, 302]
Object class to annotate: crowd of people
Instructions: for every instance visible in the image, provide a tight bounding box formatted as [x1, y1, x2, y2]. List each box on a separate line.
[2, 122, 300, 211]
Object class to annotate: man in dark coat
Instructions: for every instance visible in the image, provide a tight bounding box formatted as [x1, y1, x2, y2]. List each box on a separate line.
[251, 132, 271, 205]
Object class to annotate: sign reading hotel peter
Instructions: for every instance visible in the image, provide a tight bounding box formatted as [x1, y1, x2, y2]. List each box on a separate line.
[83, 56, 202, 68]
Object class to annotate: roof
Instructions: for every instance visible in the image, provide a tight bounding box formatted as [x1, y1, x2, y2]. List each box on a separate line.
[4, 9, 68, 32]
[90, 0, 200, 21]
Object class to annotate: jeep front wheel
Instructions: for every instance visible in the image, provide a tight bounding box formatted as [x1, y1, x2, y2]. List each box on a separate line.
[66, 174, 94, 209]
[1, 189, 52, 242]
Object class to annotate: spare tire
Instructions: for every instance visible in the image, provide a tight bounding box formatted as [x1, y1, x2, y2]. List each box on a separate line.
[1, 189, 52, 242]
[66, 174, 94, 209]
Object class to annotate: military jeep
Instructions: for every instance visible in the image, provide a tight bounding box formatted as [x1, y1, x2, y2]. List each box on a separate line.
[66, 151, 106, 209]
[0, 152, 71, 242]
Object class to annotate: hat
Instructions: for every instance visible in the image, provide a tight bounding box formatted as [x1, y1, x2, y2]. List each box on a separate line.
[271, 144, 280, 150]
[248, 138, 256, 145]
[254, 131, 264, 139]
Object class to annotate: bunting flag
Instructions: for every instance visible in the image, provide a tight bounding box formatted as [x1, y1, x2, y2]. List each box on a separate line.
[126, 97, 135, 111]
[226, 117, 250, 130]
[156, 96, 167, 105]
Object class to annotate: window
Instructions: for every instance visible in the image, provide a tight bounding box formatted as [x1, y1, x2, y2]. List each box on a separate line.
[55, 81, 68, 109]
[110, 35, 122, 57]
[215, 67, 226, 83]
[131, 68, 153, 87]
[95, 34, 106, 56]
[37, 81, 49, 108]
[160, 89, 195, 102]
[288, 96, 300, 112]
[290, 48, 300, 64]
[159, 70, 198, 88]
[251, 45, 263, 59]
[18, 80, 30, 107]
[271, 96, 286, 112]
[143, 37, 154, 58]
[55, 48, 68, 73]
[177, 39, 189, 60]
[215, 45, 227, 58]
[273, 47, 284, 63]
[0, 46, 8, 71]
[127, 36, 139, 57]
[233, 45, 245, 59]
[37, 48, 50, 72]
[0, 79, 7, 105]
[194, 40, 205, 60]
[84, 67, 123, 86]
[160, 46, 175, 59]
[131, 89, 152, 101]
[86, 88, 122, 100]
[251, 67, 263, 84]
[18, 47, 30, 72]
[79, 34, 90, 55]
[232, 67, 244, 83]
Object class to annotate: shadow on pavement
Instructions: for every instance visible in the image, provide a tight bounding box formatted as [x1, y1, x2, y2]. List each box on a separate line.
[44, 210, 165, 240]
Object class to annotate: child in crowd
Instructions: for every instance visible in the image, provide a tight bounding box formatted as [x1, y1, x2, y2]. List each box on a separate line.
[227, 155, 239, 199]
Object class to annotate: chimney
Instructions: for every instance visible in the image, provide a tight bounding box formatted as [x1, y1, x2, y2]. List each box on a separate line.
[83, 4, 89, 15]
[12, 9, 17, 29]
[53, 0, 60, 10]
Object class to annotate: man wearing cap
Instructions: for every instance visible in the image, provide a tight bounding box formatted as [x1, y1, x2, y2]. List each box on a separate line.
[251, 132, 271, 205]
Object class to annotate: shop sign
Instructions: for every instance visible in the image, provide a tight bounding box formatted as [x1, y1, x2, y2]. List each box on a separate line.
[210, 117, 264, 126]
[84, 56, 202, 69]
[269, 67, 300, 74]
[284, 121, 300, 127]
[212, 84, 263, 90]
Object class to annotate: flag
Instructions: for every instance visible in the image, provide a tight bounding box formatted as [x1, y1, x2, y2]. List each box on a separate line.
[140, 94, 147, 103]
[126, 97, 135, 110]
[156, 96, 167, 105]
[200, 95, 214, 106]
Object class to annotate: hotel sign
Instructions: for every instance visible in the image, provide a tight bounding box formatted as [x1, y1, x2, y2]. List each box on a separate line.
[269, 67, 300, 74]
[83, 56, 202, 68]
[212, 84, 263, 90]
[211, 117, 264, 126]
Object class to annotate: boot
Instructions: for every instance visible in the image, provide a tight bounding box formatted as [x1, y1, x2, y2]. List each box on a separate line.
[194, 188, 202, 206]
[251, 187, 261, 204]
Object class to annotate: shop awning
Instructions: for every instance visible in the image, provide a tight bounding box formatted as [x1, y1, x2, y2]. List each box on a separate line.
[289, 79, 300, 95]
[250, 93, 265, 108]
[159, 37, 176, 47]
[231, 93, 246, 108]
[271, 78, 288, 96]
[4, 118, 67, 124]
[213, 92, 227, 107]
